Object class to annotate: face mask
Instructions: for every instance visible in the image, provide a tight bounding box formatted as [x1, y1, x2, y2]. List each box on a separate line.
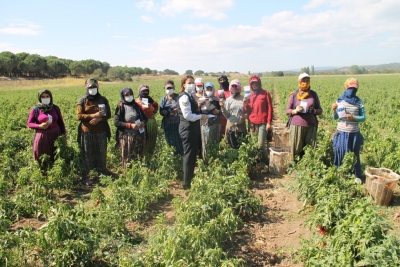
[140, 92, 149, 98]
[299, 82, 310, 91]
[166, 89, 174, 95]
[205, 91, 213, 97]
[196, 86, 203, 92]
[41, 98, 51, 105]
[185, 84, 195, 93]
[251, 85, 258, 90]
[88, 88, 98, 95]
[125, 96, 134, 102]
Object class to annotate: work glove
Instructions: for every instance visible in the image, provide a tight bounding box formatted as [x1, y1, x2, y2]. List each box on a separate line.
[308, 106, 315, 114]
[293, 105, 304, 114]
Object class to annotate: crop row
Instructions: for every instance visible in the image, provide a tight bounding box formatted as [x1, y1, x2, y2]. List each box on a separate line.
[270, 75, 400, 266]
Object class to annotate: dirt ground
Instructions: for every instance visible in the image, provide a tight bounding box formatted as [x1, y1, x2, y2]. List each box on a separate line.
[225, 173, 312, 267]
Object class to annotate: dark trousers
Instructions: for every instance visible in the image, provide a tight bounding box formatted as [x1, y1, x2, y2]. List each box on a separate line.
[179, 120, 200, 187]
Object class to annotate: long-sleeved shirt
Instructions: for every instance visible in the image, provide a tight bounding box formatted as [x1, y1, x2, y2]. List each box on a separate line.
[135, 97, 159, 119]
[244, 89, 273, 124]
[159, 94, 180, 126]
[27, 106, 66, 134]
[285, 90, 323, 127]
[77, 96, 111, 133]
[178, 93, 202, 122]
[332, 99, 365, 132]
[198, 97, 221, 126]
[114, 102, 148, 137]
[221, 95, 246, 124]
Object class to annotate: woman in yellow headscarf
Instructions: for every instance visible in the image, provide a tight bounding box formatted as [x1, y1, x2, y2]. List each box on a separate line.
[285, 73, 323, 160]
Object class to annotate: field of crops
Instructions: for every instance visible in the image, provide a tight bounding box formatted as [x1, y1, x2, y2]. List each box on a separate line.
[0, 74, 400, 266]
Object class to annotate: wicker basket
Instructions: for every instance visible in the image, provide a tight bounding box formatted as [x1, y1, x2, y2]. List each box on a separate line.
[273, 130, 290, 147]
[269, 147, 291, 175]
[365, 167, 400, 206]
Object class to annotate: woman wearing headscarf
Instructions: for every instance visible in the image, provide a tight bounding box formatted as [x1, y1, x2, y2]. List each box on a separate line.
[244, 75, 273, 163]
[199, 82, 221, 162]
[135, 84, 159, 157]
[193, 77, 205, 157]
[332, 78, 365, 180]
[285, 73, 322, 160]
[159, 79, 183, 156]
[178, 75, 208, 189]
[114, 88, 148, 168]
[77, 78, 111, 184]
[27, 89, 66, 168]
[220, 79, 247, 148]
[216, 75, 230, 139]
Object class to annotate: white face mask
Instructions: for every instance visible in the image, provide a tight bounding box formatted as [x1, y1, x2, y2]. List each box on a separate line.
[205, 91, 213, 97]
[41, 98, 51, 105]
[88, 88, 98, 95]
[125, 96, 134, 102]
[185, 84, 195, 93]
[196, 86, 203, 92]
[166, 89, 174, 95]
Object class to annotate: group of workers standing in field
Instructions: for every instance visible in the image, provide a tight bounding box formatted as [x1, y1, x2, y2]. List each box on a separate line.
[27, 73, 366, 188]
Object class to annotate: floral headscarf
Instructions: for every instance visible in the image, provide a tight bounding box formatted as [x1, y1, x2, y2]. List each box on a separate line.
[36, 89, 54, 112]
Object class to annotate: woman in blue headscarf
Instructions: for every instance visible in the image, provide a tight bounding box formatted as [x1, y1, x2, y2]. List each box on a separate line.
[159, 79, 183, 155]
[332, 78, 366, 181]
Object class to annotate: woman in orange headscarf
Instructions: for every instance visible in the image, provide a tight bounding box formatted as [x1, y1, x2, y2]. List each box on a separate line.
[332, 78, 365, 182]
[285, 73, 323, 160]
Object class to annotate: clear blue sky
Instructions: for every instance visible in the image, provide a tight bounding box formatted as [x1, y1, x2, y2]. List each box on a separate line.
[1, 0, 399, 74]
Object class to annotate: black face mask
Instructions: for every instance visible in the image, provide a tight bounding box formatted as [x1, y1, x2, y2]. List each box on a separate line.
[140, 92, 149, 98]
[219, 81, 229, 90]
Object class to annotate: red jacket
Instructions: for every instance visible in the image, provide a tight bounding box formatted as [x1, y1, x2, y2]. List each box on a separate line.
[244, 89, 273, 124]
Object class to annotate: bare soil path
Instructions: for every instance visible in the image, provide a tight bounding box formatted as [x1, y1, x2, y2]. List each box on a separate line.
[222, 86, 312, 266]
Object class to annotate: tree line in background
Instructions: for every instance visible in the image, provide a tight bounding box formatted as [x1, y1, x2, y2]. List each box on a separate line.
[265, 64, 400, 77]
[0, 51, 238, 81]
[1, 51, 399, 80]
[0, 51, 181, 81]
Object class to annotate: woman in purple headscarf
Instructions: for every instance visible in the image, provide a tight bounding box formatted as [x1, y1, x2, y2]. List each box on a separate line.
[114, 88, 148, 168]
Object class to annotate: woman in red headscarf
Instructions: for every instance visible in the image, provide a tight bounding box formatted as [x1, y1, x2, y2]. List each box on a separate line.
[244, 75, 273, 163]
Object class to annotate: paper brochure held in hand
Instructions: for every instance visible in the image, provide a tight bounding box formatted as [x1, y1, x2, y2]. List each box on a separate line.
[135, 119, 145, 133]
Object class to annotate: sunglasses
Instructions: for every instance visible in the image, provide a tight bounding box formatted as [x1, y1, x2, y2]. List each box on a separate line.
[165, 87, 174, 90]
